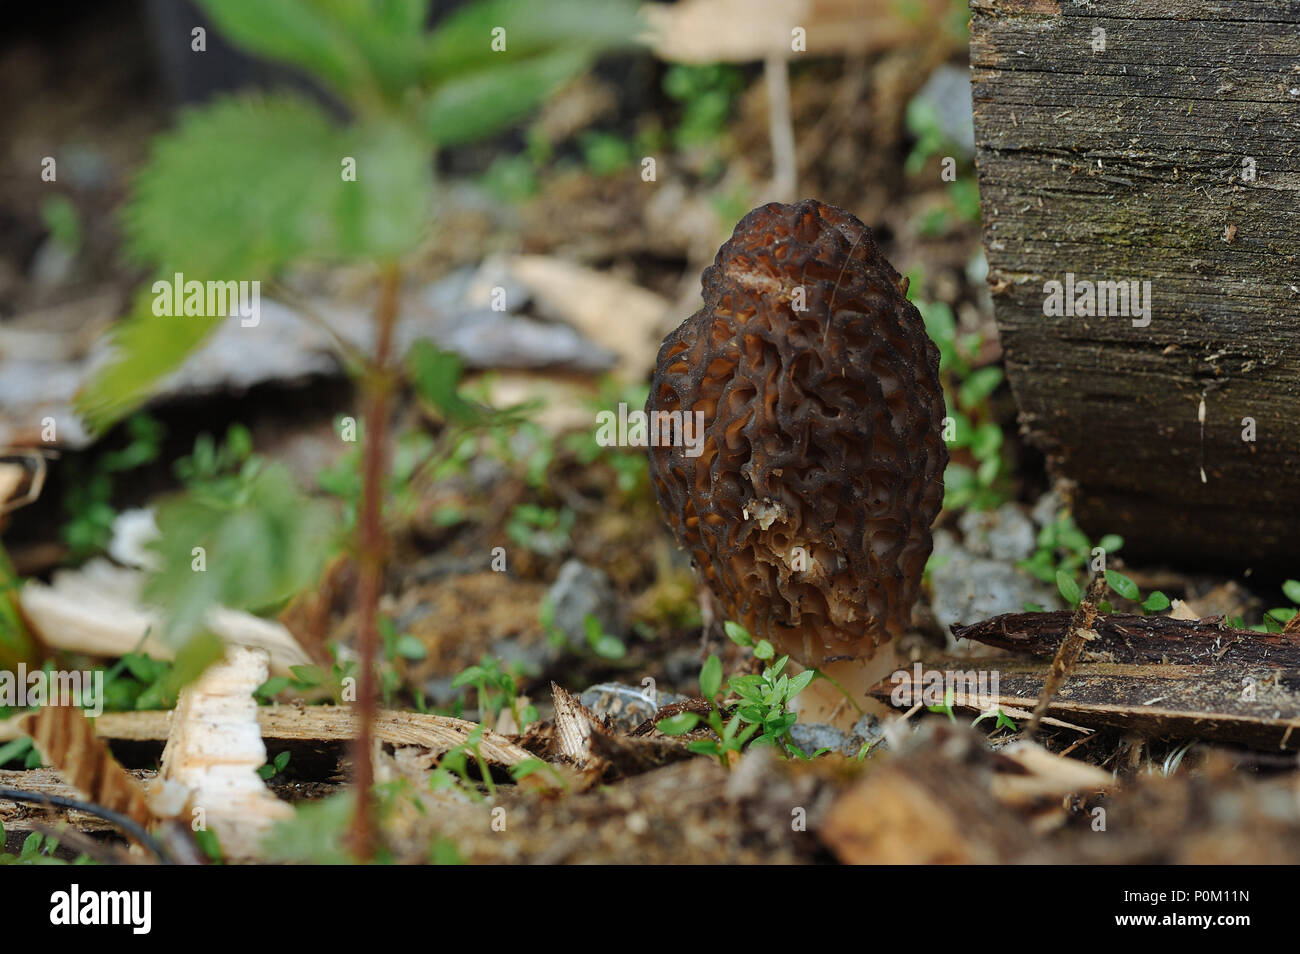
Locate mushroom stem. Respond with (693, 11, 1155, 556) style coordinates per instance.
(763, 55, 797, 203)
(790, 641, 900, 729)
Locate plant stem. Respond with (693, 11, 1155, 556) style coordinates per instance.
(348, 261, 401, 861)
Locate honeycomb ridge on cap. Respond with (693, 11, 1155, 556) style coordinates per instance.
(647, 199, 947, 666)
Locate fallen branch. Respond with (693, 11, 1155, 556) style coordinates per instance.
(953, 609, 1300, 668)
(870, 657, 1300, 750)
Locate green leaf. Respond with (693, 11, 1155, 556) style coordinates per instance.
(1142, 591, 1171, 612)
(194, 0, 375, 101)
(40, 194, 82, 254)
(406, 340, 483, 423)
(958, 366, 1002, 409)
(1097, 534, 1124, 554)
(1022, 601, 1045, 613)
(193, 828, 223, 862)
(394, 634, 427, 660)
(423, 48, 591, 147)
(290, 664, 325, 688)
(142, 463, 337, 644)
(592, 635, 626, 660)
(686, 739, 720, 756)
(75, 288, 224, 435)
(1056, 570, 1081, 607)
(127, 96, 431, 275)
(262, 792, 355, 864)
(160, 633, 226, 704)
(125, 96, 337, 275)
(1282, 579, 1300, 606)
(752, 639, 775, 661)
(1105, 569, 1139, 602)
(255, 676, 293, 699)
(787, 669, 815, 698)
(0, 737, 33, 769)
(422, 0, 641, 85)
(723, 620, 753, 647)
(699, 655, 722, 700)
(657, 713, 700, 736)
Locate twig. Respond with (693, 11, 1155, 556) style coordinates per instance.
(0, 787, 170, 862)
(265, 279, 369, 370)
(348, 262, 402, 862)
(1027, 572, 1107, 738)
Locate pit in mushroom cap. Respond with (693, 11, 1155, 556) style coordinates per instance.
(646, 199, 947, 718)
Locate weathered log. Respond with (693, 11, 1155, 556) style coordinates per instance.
(953, 610, 1300, 667)
(970, 0, 1300, 567)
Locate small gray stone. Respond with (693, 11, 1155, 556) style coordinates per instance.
(845, 713, 887, 757)
(787, 721, 848, 757)
(930, 528, 1060, 646)
(546, 559, 620, 650)
(911, 64, 975, 158)
(29, 237, 77, 288)
(1031, 489, 1066, 529)
(958, 503, 1036, 561)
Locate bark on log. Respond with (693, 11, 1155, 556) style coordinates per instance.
(970, 0, 1300, 568)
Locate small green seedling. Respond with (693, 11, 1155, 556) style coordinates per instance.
(658, 621, 815, 763)
(258, 750, 292, 781)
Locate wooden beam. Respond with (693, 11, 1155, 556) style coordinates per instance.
(971, 0, 1300, 567)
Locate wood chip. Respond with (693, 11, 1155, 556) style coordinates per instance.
(23, 705, 152, 830)
(146, 646, 292, 858)
(19, 558, 312, 676)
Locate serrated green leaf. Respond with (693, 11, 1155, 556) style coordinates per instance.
(126, 96, 432, 275)
(142, 463, 337, 645)
(75, 287, 223, 435)
(1105, 569, 1139, 601)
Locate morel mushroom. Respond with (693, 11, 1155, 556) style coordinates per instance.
(647, 199, 947, 723)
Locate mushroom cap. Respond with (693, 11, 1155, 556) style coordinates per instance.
(646, 199, 947, 667)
